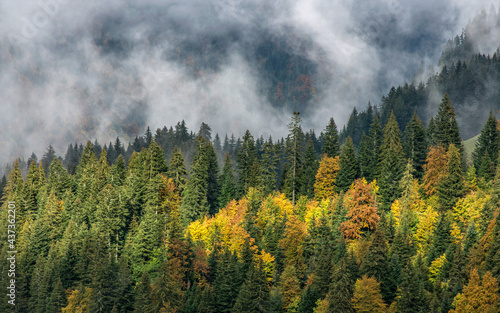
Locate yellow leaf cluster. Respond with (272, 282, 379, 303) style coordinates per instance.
(314, 155, 340, 200)
(415, 205, 439, 254)
(429, 253, 447, 283)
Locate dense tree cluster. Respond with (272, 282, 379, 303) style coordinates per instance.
(2, 92, 500, 312)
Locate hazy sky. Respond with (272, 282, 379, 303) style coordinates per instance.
(0, 0, 496, 162)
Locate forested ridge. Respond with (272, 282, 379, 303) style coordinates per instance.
(2, 92, 500, 312)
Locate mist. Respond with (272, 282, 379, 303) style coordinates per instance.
(0, 0, 495, 164)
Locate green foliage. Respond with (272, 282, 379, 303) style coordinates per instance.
(335, 137, 359, 192)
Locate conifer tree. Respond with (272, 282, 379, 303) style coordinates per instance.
(403, 112, 427, 179)
(437, 143, 465, 211)
(358, 133, 374, 181)
(321, 117, 340, 157)
(236, 130, 259, 197)
(473, 110, 500, 180)
(427, 117, 438, 147)
(361, 230, 392, 302)
(168, 146, 187, 193)
(232, 260, 270, 313)
(369, 116, 384, 177)
(300, 140, 318, 199)
(325, 259, 355, 313)
(396, 260, 429, 313)
(259, 139, 280, 195)
(335, 136, 359, 192)
(218, 153, 236, 209)
(377, 111, 405, 208)
(434, 93, 463, 153)
(284, 112, 305, 205)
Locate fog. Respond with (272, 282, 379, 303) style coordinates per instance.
(0, 0, 496, 163)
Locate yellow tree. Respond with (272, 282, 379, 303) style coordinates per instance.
(351, 275, 387, 313)
(314, 155, 340, 200)
(279, 215, 307, 274)
(450, 269, 499, 313)
(340, 178, 379, 240)
(414, 205, 439, 254)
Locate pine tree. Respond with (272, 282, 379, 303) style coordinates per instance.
(284, 112, 305, 205)
(321, 117, 340, 157)
(236, 130, 259, 197)
(335, 136, 360, 192)
(218, 153, 236, 209)
(232, 260, 270, 313)
(437, 143, 465, 212)
(168, 146, 187, 193)
(403, 112, 427, 179)
(325, 259, 355, 313)
(360, 230, 392, 302)
(473, 110, 500, 180)
(377, 111, 405, 208)
(396, 259, 429, 313)
(369, 116, 384, 178)
(259, 140, 279, 195)
(358, 133, 374, 181)
(434, 93, 463, 153)
(300, 140, 318, 199)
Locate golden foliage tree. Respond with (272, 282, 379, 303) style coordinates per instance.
(351, 275, 387, 313)
(423, 145, 448, 196)
(450, 269, 499, 313)
(314, 155, 340, 200)
(340, 178, 379, 240)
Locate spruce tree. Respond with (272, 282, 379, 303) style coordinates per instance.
(378, 111, 405, 208)
(300, 140, 318, 199)
(473, 110, 500, 180)
(434, 93, 463, 153)
(236, 130, 259, 197)
(168, 146, 187, 193)
(259, 139, 280, 195)
(437, 143, 465, 212)
(403, 112, 427, 179)
(284, 112, 305, 205)
(335, 136, 360, 192)
(358, 133, 374, 181)
(232, 260, 270, 313)
(321, 117, 340, 157)
(218, 153, 236, 209)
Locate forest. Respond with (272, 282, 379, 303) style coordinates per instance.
(1, 90, 500, 313)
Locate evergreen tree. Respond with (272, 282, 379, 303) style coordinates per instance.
(168, 146, 187, 193)
(284, 112, 305, 205)
(377, 111, 405, 208)
(335, 136, 359, 192)
(358, 133, 374, 181)
(259, 139, 280, 195)
(236, 130, 260, 197)
(434, 93, 463, 153)
(437, 143, 465, 212)
(300, 140, 318, 199)
(473, 110, 500, 180)
(403, 112, 427, 179)
(218, 153, 236, 209)
(321, 117, 340, 157)
(232, 260, 270, 313)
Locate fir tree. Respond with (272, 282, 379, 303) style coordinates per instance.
(434, 93, 463, 153)
(218, 153, 236, 209)
(168, 146, 187, 193)
(403, 112, 427, 179)
(335, 136, 360, 192)
(437, 143, 465, 212)
(473, 110, 500, 180)
(321, 117, 340, 157)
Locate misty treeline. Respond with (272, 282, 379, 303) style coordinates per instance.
(341, 7, 500, 144)
(3, 91, 500, 312)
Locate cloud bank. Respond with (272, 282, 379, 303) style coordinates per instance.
(0, 0, 495, 163)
